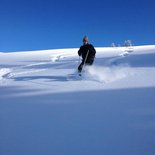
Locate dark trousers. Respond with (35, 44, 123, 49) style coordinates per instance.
(78, 59, 94, 73)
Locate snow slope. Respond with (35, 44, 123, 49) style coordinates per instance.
(0, 45, 155, 155)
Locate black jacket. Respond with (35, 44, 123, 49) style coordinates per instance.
(78, 43, 96, 64)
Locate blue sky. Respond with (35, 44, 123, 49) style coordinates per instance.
(0, 0, 155, 52)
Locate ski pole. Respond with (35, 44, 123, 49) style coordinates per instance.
(83, 50, 89, 69)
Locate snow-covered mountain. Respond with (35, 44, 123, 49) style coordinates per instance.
(0, 45, 155, 155)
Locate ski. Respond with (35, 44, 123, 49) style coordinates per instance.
(67, 72, 82, 80)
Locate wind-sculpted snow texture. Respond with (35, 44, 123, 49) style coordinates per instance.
(0, 45, 155, 155)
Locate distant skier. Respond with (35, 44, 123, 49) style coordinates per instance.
(78, 36, 96, 73)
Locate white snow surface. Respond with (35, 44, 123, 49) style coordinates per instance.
(0, 45, 155, 155)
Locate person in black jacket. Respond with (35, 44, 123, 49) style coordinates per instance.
(78, 36, 96, 73)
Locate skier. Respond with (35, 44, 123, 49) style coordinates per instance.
(78, 36, 96, 73)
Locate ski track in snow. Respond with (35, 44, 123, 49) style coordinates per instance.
(0, 62, 51, 80)
(0, 47, 134, 84)
(50, 53, 76, 62)
(0, 68, 12, 80)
